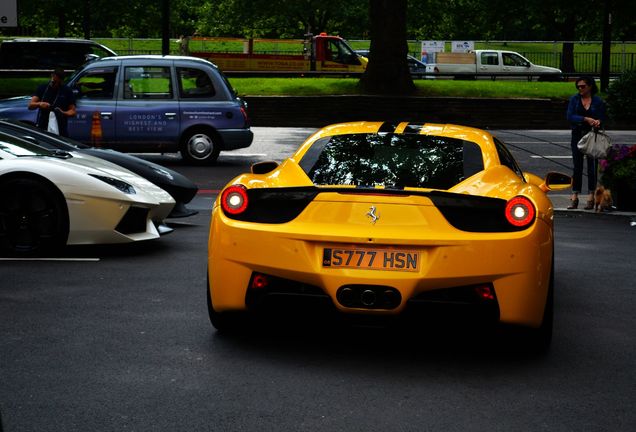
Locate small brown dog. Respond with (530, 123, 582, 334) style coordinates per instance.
(594, 186, 613, 212)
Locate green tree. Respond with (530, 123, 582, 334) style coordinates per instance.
(193, 0, 366, 38)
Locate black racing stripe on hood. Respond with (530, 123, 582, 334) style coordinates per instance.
(378, 122, 398, 133)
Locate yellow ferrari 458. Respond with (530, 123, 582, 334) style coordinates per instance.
(207, 122, 571, 350)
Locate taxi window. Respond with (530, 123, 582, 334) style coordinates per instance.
(299, 133, 484, 190)
(123, 66, 173, 99)
(177, 67, 216, 98)
(75, 67, 118, 99)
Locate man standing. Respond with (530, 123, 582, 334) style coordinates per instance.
(28, 67, 76, 137)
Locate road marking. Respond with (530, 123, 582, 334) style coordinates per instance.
(530, 155, 572, 159)
(0, 258, 100, 262)
(506, 141, 570, 144)
(223, 153, 268, 157)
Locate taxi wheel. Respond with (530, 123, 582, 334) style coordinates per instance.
(0, 177, 69, 256)
(181, 130, 221, 166)
(206, 274, 248, 333)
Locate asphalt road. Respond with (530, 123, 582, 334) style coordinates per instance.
(1, 128, 635, 431)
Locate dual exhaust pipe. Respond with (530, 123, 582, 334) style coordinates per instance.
(337, 285, 401, 310)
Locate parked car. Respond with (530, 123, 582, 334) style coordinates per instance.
(0, 38, 116, 71)
(426, 50, 562, 80)
(0, 55, 254, 165)
(0, 131, 175, 256)
(206, 121, 571, 352)
(354, 49, 428, 78)
(0, 119, 199, 218)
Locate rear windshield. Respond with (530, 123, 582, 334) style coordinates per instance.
(299, 133, 484, 190)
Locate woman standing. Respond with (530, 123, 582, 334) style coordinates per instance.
(566, 76, 607, 209)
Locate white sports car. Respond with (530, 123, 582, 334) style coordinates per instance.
(0, 131, 175, 255)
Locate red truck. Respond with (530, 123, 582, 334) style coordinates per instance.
(189, 33, 367, 73)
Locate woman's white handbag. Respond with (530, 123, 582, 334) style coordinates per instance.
(577, 129, 611, 159)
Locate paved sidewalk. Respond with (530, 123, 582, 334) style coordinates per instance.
(549, 193, 636, 221)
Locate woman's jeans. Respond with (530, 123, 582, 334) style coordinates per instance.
(571, 127, 598, 193)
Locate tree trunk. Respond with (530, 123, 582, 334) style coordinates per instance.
(560, 13, 577, 73)
(360, 0, 414, 95)
(57, 10, 66, 37)
(83, 0, 91, 39)
(562, 42, 575, 73)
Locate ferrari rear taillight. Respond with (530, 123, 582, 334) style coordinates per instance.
(221, 184, 248, 215)
(505, 196, 535, 228)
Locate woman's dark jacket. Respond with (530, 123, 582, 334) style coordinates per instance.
(566, 94, 607, 130)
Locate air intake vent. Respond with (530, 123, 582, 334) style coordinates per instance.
(115, 207, 148, 234)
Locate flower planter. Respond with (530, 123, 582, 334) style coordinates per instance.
(601, 145, 636, 210)
(611, 182, 636, 211)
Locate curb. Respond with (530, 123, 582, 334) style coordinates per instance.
(554, 208, 636, 221)
(550, 193, 636, 220)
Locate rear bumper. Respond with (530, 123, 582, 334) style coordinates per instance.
(218, 128, 254, 150)
(208, 211, 553, 328)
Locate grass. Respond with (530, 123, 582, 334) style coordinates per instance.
(227, 77, 577, 99)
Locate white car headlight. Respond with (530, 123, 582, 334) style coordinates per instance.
(90, 174, 136, 194)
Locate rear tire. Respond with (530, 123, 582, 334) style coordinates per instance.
(0, 177, 69, 256)
(506, 258, 554, 354)
(206, 273, 248, 333)
(180, 129, 221, 166)
(527, 260, 554, 352)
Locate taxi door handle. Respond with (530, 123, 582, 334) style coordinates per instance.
(100, 112, 112, 120)
(165, 112, 177, 119)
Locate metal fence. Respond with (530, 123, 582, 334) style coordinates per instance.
(521, 51, 636, 74)
(92, 38, 636, 74)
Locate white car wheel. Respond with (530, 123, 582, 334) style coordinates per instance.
(0, 177, 69, 256)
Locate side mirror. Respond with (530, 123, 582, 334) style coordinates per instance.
(541, 172, 571, 192)
(251, 160, 279, 174)
(84, 53, 100, 64)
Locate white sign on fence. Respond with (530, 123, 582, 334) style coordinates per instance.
(0, 0, 17, 27)
(451, 41, 474, 52)
(420, 41, 445, 64)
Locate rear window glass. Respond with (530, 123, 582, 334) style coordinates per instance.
(177, 67, 216, 98)
(481, 52, 499, 66)
(299, 133, 484, 190)
(124, 66, 173, 99)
